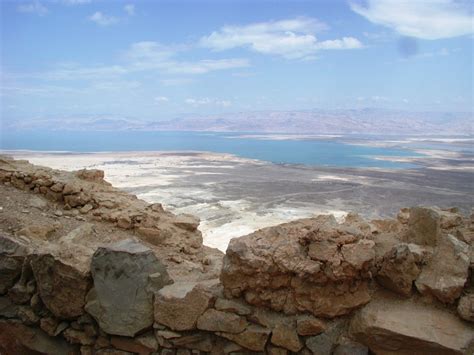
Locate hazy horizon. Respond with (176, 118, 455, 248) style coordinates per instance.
(1, 0, 473, 124)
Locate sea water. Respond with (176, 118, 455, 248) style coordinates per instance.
(1, 130, 420, 168)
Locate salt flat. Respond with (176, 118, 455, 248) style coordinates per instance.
(4, 150, 473, 251)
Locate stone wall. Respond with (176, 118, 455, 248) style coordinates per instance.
(0, 157, 473, 354)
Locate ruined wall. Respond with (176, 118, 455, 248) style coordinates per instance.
(0, 157, 473, 355)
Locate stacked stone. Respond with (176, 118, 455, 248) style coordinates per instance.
(0, 157, 203, 253)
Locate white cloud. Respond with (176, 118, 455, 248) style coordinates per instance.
(154, 96, 169, 102)
(18, 1, 49, 16)
(185, 97, 231, 107)
(200, 17, 362, 59)
(60, 0, 92, 4)
(350, 0, 474, 40)
(88, 11, 119, 26)
(125, 41, 249, 74)
(124, 4, 135, 16)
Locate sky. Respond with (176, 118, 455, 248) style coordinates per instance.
(1, 0, 473, 121)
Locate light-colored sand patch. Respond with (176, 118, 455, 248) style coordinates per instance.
(313, 175, 350, 182)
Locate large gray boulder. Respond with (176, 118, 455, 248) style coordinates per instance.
(85, 239, 171, 336)
(0, 235, 29, 294)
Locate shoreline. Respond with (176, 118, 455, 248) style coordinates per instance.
(2, 149, 473, 251)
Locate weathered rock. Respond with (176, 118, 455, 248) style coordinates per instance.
(305, 322, 345, 355)
(75, 169, 106, 182)
(350, 297, 474, 354)
(16, 223, 57, 239)
(0, 234, 28, 294)
(270, 322, 303, 352)
(333, 338, 368, 355)
(63, 328, 95, 345)
(0, 319, 79, 354)
(217, 324, 271, 352)
(154, 281, 213, 331)
(31, 253, 91, 319)
(407, 207, 441, 246)
(169, 332, 214, 352)
(85, 239, 171, 337)
(221, 216, 373, 318)
(111, 334, 157, 354)
(197, 308, 248, 333)
(376, 244, 421, 296)
(415, 234, 469, 303)
(0, 296, 18, 318)
(214, 297, 252, 315)
(296, 315, 326, 336)
(457, 293, 474, 322)
(173, 214, 200, 232)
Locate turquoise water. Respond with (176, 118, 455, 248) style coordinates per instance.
(1, 131, 420, 168)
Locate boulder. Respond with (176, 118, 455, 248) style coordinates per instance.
(415, 234, 469, 303)
(174, 214, 200, 232)
(85, 239, 171, 336)
(197, 308, 247, 333)
(407, 207, 441, 246)
(154, 281, 213, 331)
(350, 297, 474, 354)
(31, 253, 91, 319)
(457, 293, 474, 322)
(376, 244, 421, 296)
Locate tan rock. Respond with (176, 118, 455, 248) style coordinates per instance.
(31, 253, 91, 319)
(457, 293, 474, 322)
(63, 328, 95, 345)
(217, 324, 271, 352)
(111, 334, 157, 355)
(270, 322, 303, 352)
(214, 297, 252, 315)
(376, 244, 421, 296)
(197, 308, 247, 333)
(415, 234, 469, 303)
(75, 169, 106, 182)
(221, 216, 373, 318)
(350, 297, 474, 354)
(154, 281, 213, 331)
(296, 315, 326, 336)
(407, 207, 441, 246)
(174, 214, 200, 231)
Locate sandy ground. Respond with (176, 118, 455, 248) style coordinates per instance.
(3, 147, 473, 251)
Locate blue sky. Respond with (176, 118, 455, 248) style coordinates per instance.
(1, 0, 473, 121)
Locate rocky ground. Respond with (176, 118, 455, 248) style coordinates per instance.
(0, 156, 473, 355)
(4, 150, 473, 252)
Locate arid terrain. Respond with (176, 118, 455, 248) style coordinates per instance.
(4, 146, 473, 251)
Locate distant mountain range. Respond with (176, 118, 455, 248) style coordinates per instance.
(5, 109, 473, 135)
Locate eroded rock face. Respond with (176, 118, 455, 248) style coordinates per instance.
(31, 253, 91, 319)
(350, 297, 474, 355)
(415, 234, 469, 304)
(221, 215, 374, 318)
(85, 239, 171, 336)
